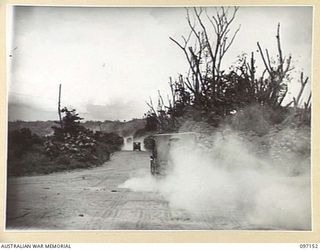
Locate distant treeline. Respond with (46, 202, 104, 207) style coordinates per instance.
(8, 118, 146, 137)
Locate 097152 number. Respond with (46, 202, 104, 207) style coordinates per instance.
(300, 244, 319, 248)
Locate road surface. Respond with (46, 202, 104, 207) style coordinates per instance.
(6, 151, 255, 230)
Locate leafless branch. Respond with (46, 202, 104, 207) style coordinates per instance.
(257, 42, 271, 75)
(294, 72, 309, 107)
(276, 23, 284, 70)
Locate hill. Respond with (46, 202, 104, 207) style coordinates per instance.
(8, 119, 146, 137)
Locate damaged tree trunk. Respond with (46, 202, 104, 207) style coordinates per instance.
(58, 84, 63, 129)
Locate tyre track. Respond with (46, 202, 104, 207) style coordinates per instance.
(7, 151, 246, 230)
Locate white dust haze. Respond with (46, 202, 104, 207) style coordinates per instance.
(120, 128, 311, 230)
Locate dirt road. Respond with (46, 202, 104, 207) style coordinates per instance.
(7, 151, 250, 230)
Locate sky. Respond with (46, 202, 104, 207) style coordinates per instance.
(7, 6, 313, 121)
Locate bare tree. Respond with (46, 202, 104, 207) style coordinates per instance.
(293, 72, 309, 108)
(256, 23, 294, 107)
(169, 7, 240, 106)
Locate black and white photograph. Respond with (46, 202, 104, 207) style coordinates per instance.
(6, 5, 312, 231)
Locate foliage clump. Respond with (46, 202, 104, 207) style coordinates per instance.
(7, 107, 123, 176)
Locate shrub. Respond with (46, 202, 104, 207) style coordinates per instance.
(8, 150, 50, 176)
(56, 154, 71, 165)
(94, 131, 124, 152)
(8, 128, 43, 161)
(7, 108, 124, 176)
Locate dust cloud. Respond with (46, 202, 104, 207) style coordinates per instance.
(120, 128, 311, 230)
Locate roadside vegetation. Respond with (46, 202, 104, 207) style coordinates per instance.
(143, 7, 311, 173)
(7, 108, 123, 176)
(145, 7, 311, 133)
